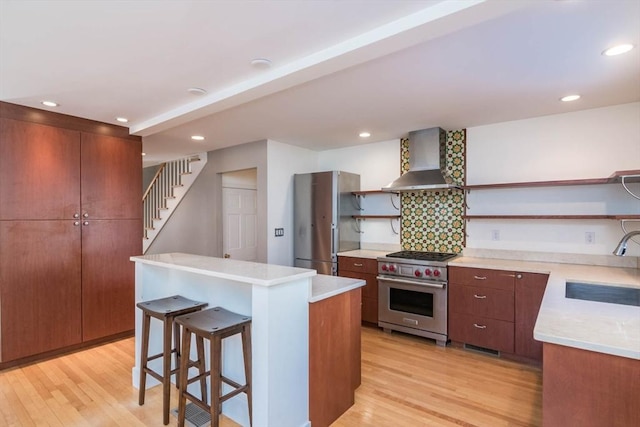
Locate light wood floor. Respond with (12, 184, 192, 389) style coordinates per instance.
(0, 326, 541, 427)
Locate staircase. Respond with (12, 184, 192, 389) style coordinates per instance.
(142, 153, 207, 253)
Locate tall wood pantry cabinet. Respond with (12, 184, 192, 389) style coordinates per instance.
(0, 102, 142, 365)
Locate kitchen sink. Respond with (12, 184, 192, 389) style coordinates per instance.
(565, 281, 640, 307)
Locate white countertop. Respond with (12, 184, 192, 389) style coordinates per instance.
(450, 257, 640, 359)
(131, 252, 364, 303)
(338, 249, 390, 259)
(310, 274, 366, 303)
(130, 252, 316, 287)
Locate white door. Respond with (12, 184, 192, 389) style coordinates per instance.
(222, 187, 257, 261)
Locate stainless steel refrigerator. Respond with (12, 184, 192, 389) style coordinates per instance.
(294, 171, 360, 275)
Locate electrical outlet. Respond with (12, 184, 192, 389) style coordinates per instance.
(275, 228, 284, 237)
(585, 231, 595, 244)
(491, 229, 500, 241)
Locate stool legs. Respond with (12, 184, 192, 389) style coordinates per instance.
(210, 335, 222, 427)
(178, 324, 252, 427)
(242, 324, 252, 425)
(161, 313, 172, 425)
(138, 312, 151, 406)
(137, 295, 208, 425)
(178, 326, 191, 427)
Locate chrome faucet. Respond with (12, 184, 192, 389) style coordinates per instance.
(613, 230, 640, 256)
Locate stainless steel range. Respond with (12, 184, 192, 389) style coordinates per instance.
(377, 250, 458, 346)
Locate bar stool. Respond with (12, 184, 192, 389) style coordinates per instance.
(176, 306, 252, 427)
(137, 295, 208, 425)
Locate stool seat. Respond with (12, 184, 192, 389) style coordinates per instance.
(176, 307, 252, 427)
(177, 306, 251, 336)
(137, 295, 208, 317)
(137, 295, 208, 425)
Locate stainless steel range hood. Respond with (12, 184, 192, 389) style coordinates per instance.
(382, 127, 459, 192)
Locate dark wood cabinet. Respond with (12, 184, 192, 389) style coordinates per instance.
(338, 256, 379, 324)
(0, 221, 82, 361)
(81, 219, 141, 341)
(309, 288, 361, 427)
(81, 132, 142, 220)
(0, 118, 80, 220)
(543, 343, 639, 426)
(449, 266, 548, 361)
(449, 267, 515, 353)
(0, 102, 142, 365)
(515, 272, 548, 360)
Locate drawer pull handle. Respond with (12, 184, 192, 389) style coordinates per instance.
(473, 276, 487, 280)
(473, 294, 487, 299)
(473, 323, 487, 329)
(403, 318, 418, 326)
(353, 263, 363, 267)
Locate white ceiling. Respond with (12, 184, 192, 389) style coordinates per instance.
(1, 0, 639, 166)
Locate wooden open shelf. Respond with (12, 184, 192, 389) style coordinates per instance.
(463, 170, 640, 190)
(352, 190, 398, 196)
(353, 215, 400, 220)
(464, 214, 640, 220)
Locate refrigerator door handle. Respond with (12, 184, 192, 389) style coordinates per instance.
(331, 224, 337, 258)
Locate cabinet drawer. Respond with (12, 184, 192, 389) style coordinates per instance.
(338, 256, 377, 274)
(449, 313, 514, 353)
(449, 283, 514, 321)
(449, 266, 515, 291)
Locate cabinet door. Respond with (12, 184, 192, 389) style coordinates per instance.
(338, 258, 379, 324)
(0, 221, 82, 362)
(81, 219, 142, 341)
(449, 266, 515, 291)
(0, 118, 80, 220)
(81, 133, 142, 220)
(515, 273, 549, 360)
(449, 313, 514, 353)
(449, 283, 514, 321)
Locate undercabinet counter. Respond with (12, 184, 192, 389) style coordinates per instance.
(450, 257, 640, 359)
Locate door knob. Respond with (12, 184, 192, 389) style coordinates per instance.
(83, 213, 89, 218)
(83, 221, 89, 226)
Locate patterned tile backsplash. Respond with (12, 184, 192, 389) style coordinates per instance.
(400, 129, 466, 253)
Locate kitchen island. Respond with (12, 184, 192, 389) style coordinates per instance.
(130, 253, 365, 427)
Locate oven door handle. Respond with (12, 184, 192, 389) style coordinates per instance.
(377, 276, 446, 289)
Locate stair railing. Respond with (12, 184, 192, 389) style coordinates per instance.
(142, 156, 197, 239)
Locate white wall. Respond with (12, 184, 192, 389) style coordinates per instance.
(466, 102, 640, 257)
(266, 140, 318, 266)
(318, 139, 401, 248)
(148, 141, 269, 261)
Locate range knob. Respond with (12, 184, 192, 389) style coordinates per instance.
(433, 269, 441, 277)
(414, 269, 422, 277)
(424, 268, 432, 276)
(381, 264, 389, 272)
(389, 264, 397, 273)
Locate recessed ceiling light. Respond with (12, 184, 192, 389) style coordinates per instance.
(191, 135, 205, 141)
(560, 94, 580, 102)
(359, 132, 371, 138)
(187, 87, 207, 96)
(602, 43, 634, 56)
(116, 117, 129, 123)
(251, 58, 272, 68)
(141, 152, 146, 156)
(41, 101, 58, 107)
